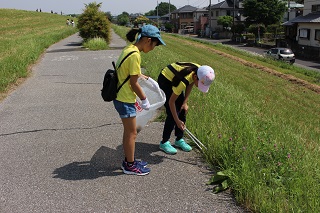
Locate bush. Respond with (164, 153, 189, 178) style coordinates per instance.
(133, 15, 152, 26)
(241, 33, 255, 39)
(77, 2, 110, 43)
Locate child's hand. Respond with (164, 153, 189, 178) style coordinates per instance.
(176, 120, 185, 130)
(141, 98, 150, 110)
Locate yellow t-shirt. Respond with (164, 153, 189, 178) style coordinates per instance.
(161, 62, 200, 95)
(115, 44, 141, 103)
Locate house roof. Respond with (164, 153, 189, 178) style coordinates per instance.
(282, 16, 299, 26)
(171, 5, 197, 13)
(291, 12, 320, 23)
(211, 1, 229, 9)
(209, 0, 241, 9)
(162, 13, 170, 18)
(145, 16, 160, 19)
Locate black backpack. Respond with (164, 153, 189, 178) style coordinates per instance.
(101, 51, 136, 102)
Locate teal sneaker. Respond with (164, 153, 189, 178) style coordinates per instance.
(174, 139, 192, 152)
(160, 141, 177, 154)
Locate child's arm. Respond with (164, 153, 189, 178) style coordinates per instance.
(169, 93, 185, 130)
(181, 82, 194, 113)
(130, 75, 146, 100)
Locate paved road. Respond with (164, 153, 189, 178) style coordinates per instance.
(225, 42, 320, 72)
(0, 32, 244, 212)
(187, 35, 320, 72)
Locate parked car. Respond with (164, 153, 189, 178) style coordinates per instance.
(184, 26, 194, 34)
(264, 48, 295, 64)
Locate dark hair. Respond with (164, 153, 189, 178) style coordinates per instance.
(126, 28, 142, 42)
(172, 62, 198, 87)
(126, 28, 160, 45)
(150, 37, 160, 46)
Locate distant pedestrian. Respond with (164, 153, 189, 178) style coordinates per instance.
(113, 24, 165, 175)
(66, 19, 70, 26)
(71, 20, 75, 27)
(157, 62, 215, 154)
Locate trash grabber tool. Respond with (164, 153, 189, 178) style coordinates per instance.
(185, 128, 207, 151)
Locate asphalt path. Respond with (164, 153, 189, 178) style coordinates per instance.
(225, 42, 320, 72)
(0, 32, 244, 212)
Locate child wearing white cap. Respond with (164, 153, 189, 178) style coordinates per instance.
(113, 25, 165, 175)
(157, 62, 215, 154)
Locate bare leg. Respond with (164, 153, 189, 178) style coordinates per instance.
(121, 117, 137, 162)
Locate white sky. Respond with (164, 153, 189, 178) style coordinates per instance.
(0, 0, 220, 16)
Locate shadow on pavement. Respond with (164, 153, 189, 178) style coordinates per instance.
(65, 41, 82, 47)
(52, 142, 165, 180)
(46, 48, 85, 53)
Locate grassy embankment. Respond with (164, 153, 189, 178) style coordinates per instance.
(2, 11, 319, 211)
(0, 9, 78, 100)
(114, 25, 320, 213)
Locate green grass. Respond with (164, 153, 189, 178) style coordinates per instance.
(0, 9, 78, 94)
(113, 25, 320, 212)
(83, 37, 108, 50)
(179, 35, 320, 86)
(2, 15, 320, 211)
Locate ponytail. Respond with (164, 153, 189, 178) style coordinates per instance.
(126, 28, 142, 42)
(172, 63, 198, 87)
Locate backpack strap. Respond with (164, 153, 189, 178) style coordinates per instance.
(115, 51, 137, 92)
(167, 64, 190, 87)
(117, 51, 137, 70)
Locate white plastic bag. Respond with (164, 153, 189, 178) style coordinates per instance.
(135, 76, 166, 132)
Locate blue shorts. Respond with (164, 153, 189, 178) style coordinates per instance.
(113, 99, 136, 118)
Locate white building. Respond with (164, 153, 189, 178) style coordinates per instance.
(283, 0, 320, 59)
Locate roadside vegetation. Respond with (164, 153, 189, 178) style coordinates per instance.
(1, 8, 319, 211)
(0, 9, 77, 99)
(77, 2, 110, 50)
(113, 24, 320, 213)
(181, 35, 320, 88)
(83, 37, 108, 50)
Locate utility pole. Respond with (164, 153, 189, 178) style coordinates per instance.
(233, 0, 235, 36)
(157, 0, 159, 27)
(287, 0, 290, 22)
(209, 0, 211, 37)
(169, 0, 171, 21)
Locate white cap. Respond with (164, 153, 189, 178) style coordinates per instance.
(197, 65, 215, 93)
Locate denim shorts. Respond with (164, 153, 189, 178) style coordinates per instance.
(113, 99, 136, 118)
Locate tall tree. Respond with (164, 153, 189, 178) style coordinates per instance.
(156, 2, 177, 16)
(145, 2, 177, 16)
(105, 12, 112, 21)
(117, 12, 130, 26)
(243, 0, 287, 26)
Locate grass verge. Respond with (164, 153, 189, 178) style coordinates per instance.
(0, 9, 78, 100)
(113, 24, 320, 212)
(83, 37, 108, 50)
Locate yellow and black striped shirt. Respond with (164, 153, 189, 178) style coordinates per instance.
(161, 62, 200, 95)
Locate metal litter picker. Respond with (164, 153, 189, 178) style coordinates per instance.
(185, 128, 207, 151)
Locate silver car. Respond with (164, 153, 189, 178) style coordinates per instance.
(265, 48, 295, 64)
